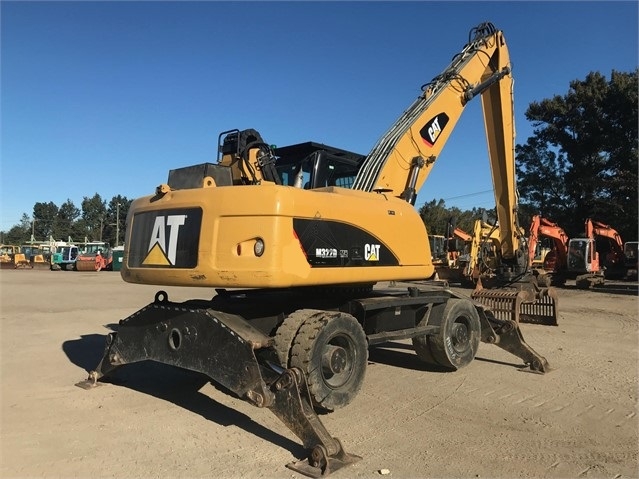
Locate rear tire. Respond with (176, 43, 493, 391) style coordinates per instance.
(290, 311, 368, 412)
(413, 298, 480, 370)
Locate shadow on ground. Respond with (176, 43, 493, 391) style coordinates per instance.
(368, 340, 525, 372)
(62, 333, 306, 460)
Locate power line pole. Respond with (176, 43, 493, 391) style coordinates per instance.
(116, 203, 120, 247)
(31, 217, 38, 242)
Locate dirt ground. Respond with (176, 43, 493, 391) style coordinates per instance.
(1, 269, 637, 479)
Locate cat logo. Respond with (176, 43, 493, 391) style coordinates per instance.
(419, 113, 450, 147)
(365, 243, 380, 261)
(143, 215, 187, 266)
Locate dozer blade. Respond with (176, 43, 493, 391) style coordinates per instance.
(471, 278, 558, 326)
(75, 291, 360, 477)
(30, 262, 51, 270)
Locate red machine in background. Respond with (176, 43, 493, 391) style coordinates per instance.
(75, 241, 113, 272)
(567, 218, 626, 288)
(527, 215, 570, 286)
(589, 220, 626, 278)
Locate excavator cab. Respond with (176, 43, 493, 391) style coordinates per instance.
(567, 237, 605, 288)
(215, 130, 365, 190)
(531, 239, 552, 268)
(568, 238, 598, 274)
(272, 142, 365, 190)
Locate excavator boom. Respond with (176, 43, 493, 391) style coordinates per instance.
(353, 22, 520, 260)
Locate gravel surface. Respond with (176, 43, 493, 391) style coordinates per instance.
(1, 269, 637, 478)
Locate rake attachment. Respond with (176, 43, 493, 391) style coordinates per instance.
(471, 277, 559, 326)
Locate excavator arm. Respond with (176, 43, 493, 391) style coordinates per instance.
(588, 218, 626, 277)
(350, 21, 557, 324)
(453, 227, 472, 243)
(526, 215, 570, 287)
(353, 22, 522, 263)
(590, 219, 624, 259)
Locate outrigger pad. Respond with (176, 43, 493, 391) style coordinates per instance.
(286, 440, 362, 478)
(75, 292, 363, 477)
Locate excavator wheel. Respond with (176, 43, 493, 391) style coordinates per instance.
(273, 309, 324, 368)
(289, 311, 368, 412)
(413, 298, 481, 370)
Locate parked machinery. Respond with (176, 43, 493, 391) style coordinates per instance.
(431, 224, 473, 282)
(78, 22, 554, 476)
(568, 218, 626, 288)
(428, 234, 448, 266)
(624, 241, 638, 280)
(590, 220, 626, 279)
(51, 244, 80, 271)
(19, 244, 51, 270)
(0, 244, 30, 269)
(527, 215, 570, 286)
(75, 241, 113, 271)
(456, 219, 500, 284)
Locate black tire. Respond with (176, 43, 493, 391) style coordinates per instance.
(412, 298, 480, 370)
(411, 308, 438, 365)
(290, 311, 368, 412)
(273, 309, 324, 368)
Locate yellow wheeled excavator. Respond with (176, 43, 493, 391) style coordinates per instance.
(456, 217, 558, 325)
(78, 22, 555, 477)
(458, 218, 502, 284)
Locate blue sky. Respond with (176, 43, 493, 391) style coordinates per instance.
(1, 1, 637, 232)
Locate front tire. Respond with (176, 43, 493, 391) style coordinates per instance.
(273, 309, 324, 368)
(413, 298, 480, 370)
(290, 311, 368, 412)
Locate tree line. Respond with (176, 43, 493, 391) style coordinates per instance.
(2, 69, 637, 247)
(1, 194, 132, 247)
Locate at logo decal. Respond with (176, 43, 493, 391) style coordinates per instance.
(144, 215, 187, 266)
(129, 208, 202, 268)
